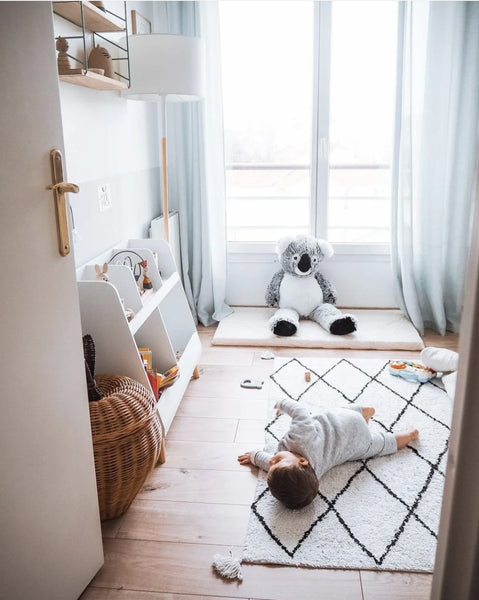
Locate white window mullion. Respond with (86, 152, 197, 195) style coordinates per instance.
(311, 0, 331, 239)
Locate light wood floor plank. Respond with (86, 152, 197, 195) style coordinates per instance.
(137, 467, 258, 505)
(116, 499, 250, 545)
(198, 344, 256, 367)
(162, 440, 256, 471)
(81, 588, 242, 599)
(184, 364, 271, 400)
(100, 515, 124, 539)
(167, 416, 239, 443)
(235, 419, 269, 444)
(177, 395, 268, 420)
(90, 538, 363, 600)
(360, 570, 433, 600)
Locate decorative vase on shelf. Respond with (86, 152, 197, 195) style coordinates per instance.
(88, 45, 114, 78)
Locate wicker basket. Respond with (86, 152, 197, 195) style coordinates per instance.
(89, 374, 163, 520)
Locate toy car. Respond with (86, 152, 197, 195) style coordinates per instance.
(389, 360, 436, 383)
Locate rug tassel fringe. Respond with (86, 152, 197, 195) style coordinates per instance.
(212, 549, 243, 581)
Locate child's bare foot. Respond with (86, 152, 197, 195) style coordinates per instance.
(395, 428, 419, 450)
(361, 407, 375, 422)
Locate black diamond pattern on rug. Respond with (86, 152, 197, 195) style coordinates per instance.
(252, 357, 451, 567)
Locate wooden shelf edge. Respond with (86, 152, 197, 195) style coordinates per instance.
(59, 70, 128, 90)
(158, 332, 202, 434)
(53, 1, 125, 32)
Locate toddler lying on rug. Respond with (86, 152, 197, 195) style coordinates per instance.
(238, 399, 418, 509)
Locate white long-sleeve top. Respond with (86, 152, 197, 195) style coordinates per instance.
(252, 398, 397, 477)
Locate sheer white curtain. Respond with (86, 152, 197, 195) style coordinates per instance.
(391, 1, 479, 335)
(154, 1, 232, 326)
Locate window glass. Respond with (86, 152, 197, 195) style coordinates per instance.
(220, 1, 313, 242)
(328, 1, 398, 243)
(220, 1, 398, 246)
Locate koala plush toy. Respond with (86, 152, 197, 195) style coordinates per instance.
(266, 234, 357, 336)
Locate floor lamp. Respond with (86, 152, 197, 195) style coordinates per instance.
(124, 34, 204, 241)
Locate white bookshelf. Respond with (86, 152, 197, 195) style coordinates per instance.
(77, 239, 201, 436)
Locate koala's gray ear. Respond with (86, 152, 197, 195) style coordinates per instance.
(277, 235, 295, 255)
(317, 239, 334, 259)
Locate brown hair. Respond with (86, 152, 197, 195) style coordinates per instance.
(267, 462, 319, 509)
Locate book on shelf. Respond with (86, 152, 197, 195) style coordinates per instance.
(138, 347, 152, 370)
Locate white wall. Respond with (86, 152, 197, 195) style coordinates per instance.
(54, 2, 161, 266)
(226, 249, 396, 308)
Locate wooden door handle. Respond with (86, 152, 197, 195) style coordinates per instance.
(47, 150, 79, 256)
(47, 182, 79, 194)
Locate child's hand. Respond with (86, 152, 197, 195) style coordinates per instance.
(237, 452, 254, 466)
(274, 402, 282, 417)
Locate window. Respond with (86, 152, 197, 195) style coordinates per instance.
(220, 1, 398, 247)
(326, 1, 398, 244)
(220, 1, 313, 243)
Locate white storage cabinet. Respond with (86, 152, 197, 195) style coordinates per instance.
(77, 239, 201, 435)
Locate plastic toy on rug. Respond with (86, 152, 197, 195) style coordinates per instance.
(389, 360, 436, 383)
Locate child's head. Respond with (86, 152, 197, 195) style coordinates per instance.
(267, 451, 319, 509)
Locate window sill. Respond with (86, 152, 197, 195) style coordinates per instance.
(227, 241, 391, 262)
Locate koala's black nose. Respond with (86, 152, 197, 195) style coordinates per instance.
(298, 253, 311, 273)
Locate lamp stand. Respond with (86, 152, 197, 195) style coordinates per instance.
(160, 98, 169, 242)
(161, 136, 169, 242)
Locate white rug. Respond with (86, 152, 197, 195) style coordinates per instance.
(212, 308, 424, 350)
(241, 357, 451, 571)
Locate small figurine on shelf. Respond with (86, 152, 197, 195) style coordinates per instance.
(95, 263, 109, 281)
(140, 260, 153, 290)
(56, 37, 72, 75)
(88, 45, 114, 78)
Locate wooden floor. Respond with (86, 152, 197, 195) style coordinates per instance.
(81, 325, 459, 600)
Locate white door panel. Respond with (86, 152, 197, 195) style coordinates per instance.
(0, 3, 103, 599)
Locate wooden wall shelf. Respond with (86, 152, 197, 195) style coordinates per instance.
(59, 69, 128, 90)
(53, 1, 129, 90)
(53, 1, 125, 32)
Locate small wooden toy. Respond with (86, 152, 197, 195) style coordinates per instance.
(56, 37, 72, 75)
(305, 371, 311, 382)
(88, 45, 114, 78)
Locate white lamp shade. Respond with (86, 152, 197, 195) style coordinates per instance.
(124, 34, 205, 101)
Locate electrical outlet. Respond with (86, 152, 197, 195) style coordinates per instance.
(98, 183, 112, 212)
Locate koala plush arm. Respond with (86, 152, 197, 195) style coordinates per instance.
(265, 270, 285, 307)
(315, 272, 338, 305)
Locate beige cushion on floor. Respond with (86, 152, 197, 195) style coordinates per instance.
(212, 307, 424, 350)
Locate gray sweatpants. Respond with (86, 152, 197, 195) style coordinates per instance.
(347, 405, 397, 459)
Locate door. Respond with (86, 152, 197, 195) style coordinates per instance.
(431, 168, 479, 598)
(0, 4, 103, 599)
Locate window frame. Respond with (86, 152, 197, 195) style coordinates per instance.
(225, 1, 394, 257)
